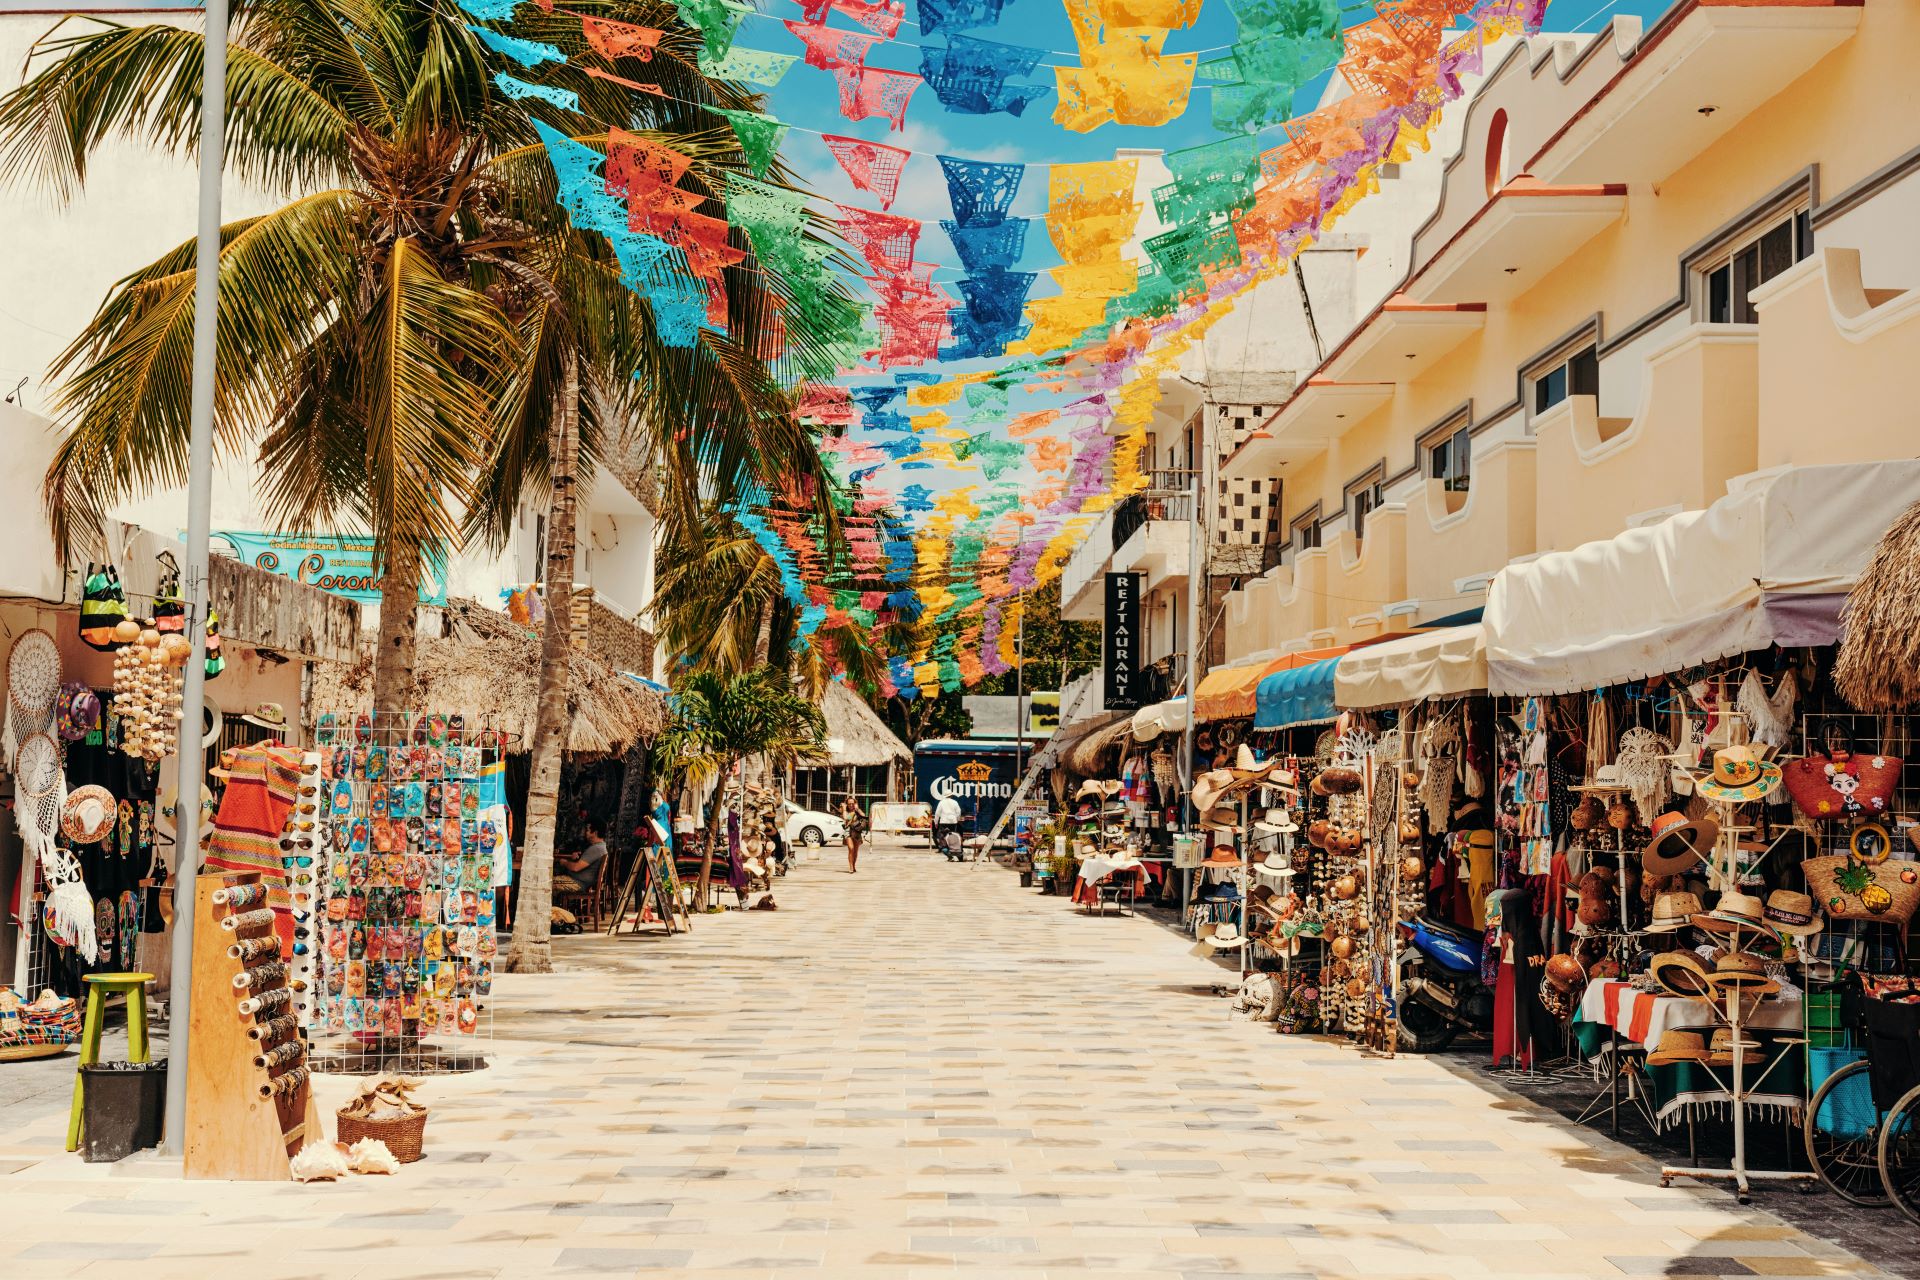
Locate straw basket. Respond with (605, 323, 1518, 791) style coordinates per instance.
(335, 1107, 428, 1163)
(1803, 854, 1920, 926)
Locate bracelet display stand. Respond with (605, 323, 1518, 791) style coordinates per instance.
(184, 872, 319, 1180)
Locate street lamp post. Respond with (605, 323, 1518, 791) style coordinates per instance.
(159, 0, 228, 1160)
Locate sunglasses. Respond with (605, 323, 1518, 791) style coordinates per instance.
(279, 837, 314, 851)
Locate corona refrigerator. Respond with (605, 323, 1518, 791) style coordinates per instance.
(911, 740, 1032, 842)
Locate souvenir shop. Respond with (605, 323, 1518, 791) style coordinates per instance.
(1, 539, 339, 1063)
(1193, 470, 1920, 1212)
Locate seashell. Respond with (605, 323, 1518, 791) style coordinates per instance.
(345, 1137, 401, 1175)
(290, 1141, 349, 1182)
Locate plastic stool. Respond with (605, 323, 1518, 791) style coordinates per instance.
(66, 973, 153, 1152)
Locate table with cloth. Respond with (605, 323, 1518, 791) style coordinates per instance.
(1072, 854, 1149, 908)
(1575, 978, 1806, 1132)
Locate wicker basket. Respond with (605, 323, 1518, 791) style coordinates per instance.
(335, 1107, 428, 1163)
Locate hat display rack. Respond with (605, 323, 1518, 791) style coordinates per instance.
(1657, 708, 1820, 1203)
(303, 709, 504, 1079)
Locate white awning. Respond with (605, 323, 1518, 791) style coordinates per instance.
(1131, 696, 1188, 742)
(1334, 625, 1486, 710)
(1486, 461, 1920, 695)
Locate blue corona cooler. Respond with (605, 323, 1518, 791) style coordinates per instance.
(912, 740, 1031, 844)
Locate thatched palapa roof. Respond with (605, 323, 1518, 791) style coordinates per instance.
(309, 600, 666, 755)
(819, 681, 911, 767)
(1836, 498, 1920, 712)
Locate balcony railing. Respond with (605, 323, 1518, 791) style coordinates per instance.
(1112, 483, 1197, 555)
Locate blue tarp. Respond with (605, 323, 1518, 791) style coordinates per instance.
(1253, 656, 1342, 731)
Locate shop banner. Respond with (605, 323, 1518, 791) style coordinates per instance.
(215, 531, 450, 605)
(1103, 570, 1142, 711)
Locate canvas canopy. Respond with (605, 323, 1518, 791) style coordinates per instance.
(1254, 656, 1342, 730)
(1334, 625, 1487, 710)
(1130, 696, 1188, 742)
(1193, 659, 1277, 722)
(1485, 461, 1920, 696)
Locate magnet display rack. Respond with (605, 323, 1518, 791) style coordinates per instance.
(183, 871, 318, 1180)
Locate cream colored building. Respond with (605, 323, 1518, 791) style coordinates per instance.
(1220, 0, 1912, 667)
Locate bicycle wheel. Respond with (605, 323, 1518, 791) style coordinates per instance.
(1805, 1059, 1889, 1206)
(1878, 1082, 1920, 1224)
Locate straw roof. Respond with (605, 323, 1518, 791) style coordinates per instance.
(308, 600, 666, 755)
(819, 681, 911, 766)
(1836, 498, 1920, 712)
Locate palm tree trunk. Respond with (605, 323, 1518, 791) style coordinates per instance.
(696, 757, 733, 906)
(372, 539, 422, 726)
(506, 349, 581, 975)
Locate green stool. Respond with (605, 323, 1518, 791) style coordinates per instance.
(66, 972, 153, 1152)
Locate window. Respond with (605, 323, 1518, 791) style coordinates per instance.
(1349, 480, 1384, 542)
(1532, 344, 1597, 415)
(1291, 515, 1321, 554)
(1699, 205, 1812, 324)
(1429, 424, 1472, 493)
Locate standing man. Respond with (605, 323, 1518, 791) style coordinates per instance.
(933, 791, 964, 859)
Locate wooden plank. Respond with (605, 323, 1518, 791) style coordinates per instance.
(183, 874, 315, 1181)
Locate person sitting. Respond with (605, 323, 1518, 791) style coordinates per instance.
(555, 822, 609, 893)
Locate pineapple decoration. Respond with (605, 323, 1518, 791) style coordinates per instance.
(112, 618, 191, 761)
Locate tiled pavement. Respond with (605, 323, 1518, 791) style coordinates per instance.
(0, 839, 1892, 1279)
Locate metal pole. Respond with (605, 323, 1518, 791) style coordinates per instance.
(160, 0, 228, 1160)
(1177, 426, 1202, 797)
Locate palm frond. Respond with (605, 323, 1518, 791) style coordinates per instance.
(0, 18, 354, 200)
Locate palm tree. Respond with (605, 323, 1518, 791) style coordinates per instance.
(655, 665, 827, 904)
(0, 0, 857, 723)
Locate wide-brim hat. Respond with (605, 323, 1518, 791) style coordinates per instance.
(1074, 780, 1104, 801)
(1258, 850, 1296, 875)
(1645, 891, 1705, 934)
(201, 698, 224, 749)
(61, 784, 116, 844)
(240, 701, 288, 732)
(1691, 891, 1781, 946)
(1643, 811, 1719, 876)
(1101, 779, 1124, 797)
(1647, 1029, 1708, 1066)
(1649, 951, 1712, 999)
(1200, 844, 1241, 866)
(1190, 768, 1236, 816)
(1694, 744, 1783, 803)
(1762, 889, 1823, 937)
(1705, 1027, 1761, 1066)
(1706, 951, 1780, 996)
(1202, 922, 1245, 950)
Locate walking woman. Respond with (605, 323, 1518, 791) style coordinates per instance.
(840, 796, 869, 874)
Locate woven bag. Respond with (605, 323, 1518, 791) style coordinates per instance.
(1784, 753, 1902, 821)
(1803, 853, 1920, 925)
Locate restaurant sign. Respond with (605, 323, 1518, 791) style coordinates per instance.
(1103, 571, 1142, 711)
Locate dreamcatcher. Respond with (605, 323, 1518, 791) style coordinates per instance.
(15, 731, 96, 962)
(1418, 712, 1460, 833)
(5, 628, 61, 766)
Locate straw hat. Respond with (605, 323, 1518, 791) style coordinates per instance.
(1691, 891, 1782, 946)
(1706, 951, 1780, 996)
(1693, 744, 1782, 804)
(1074, 779, 1104, 801)
(1645, 891, 1705, 934)
(1642, 811, 1719, 876)
(1568, 764, 1627, 792)
(1190, 768, 1235, 817)
(1704, 1027, 1762, 1066)
(1101, 779, 1124, 798)
(1647, 1029, 1708, 1066)
(1762, 889, 1823, 938)
(1649, 951, 1712, 998)
(1259, 848, 1297, 875)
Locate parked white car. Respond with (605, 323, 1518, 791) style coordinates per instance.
(782, 801, 846, 847)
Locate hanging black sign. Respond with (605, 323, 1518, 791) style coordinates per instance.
(1103, 571, 1143, 711)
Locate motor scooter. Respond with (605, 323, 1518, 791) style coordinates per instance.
(1395, 917, 1495, 1052)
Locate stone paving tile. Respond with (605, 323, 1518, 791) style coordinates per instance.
(0, 840, 1894, 1279)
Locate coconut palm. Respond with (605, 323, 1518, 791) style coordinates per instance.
(0, 0, 857, 724)
(655, 665, 827, 903)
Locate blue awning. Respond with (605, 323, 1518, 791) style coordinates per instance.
(1254, 656, 1342, 731)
